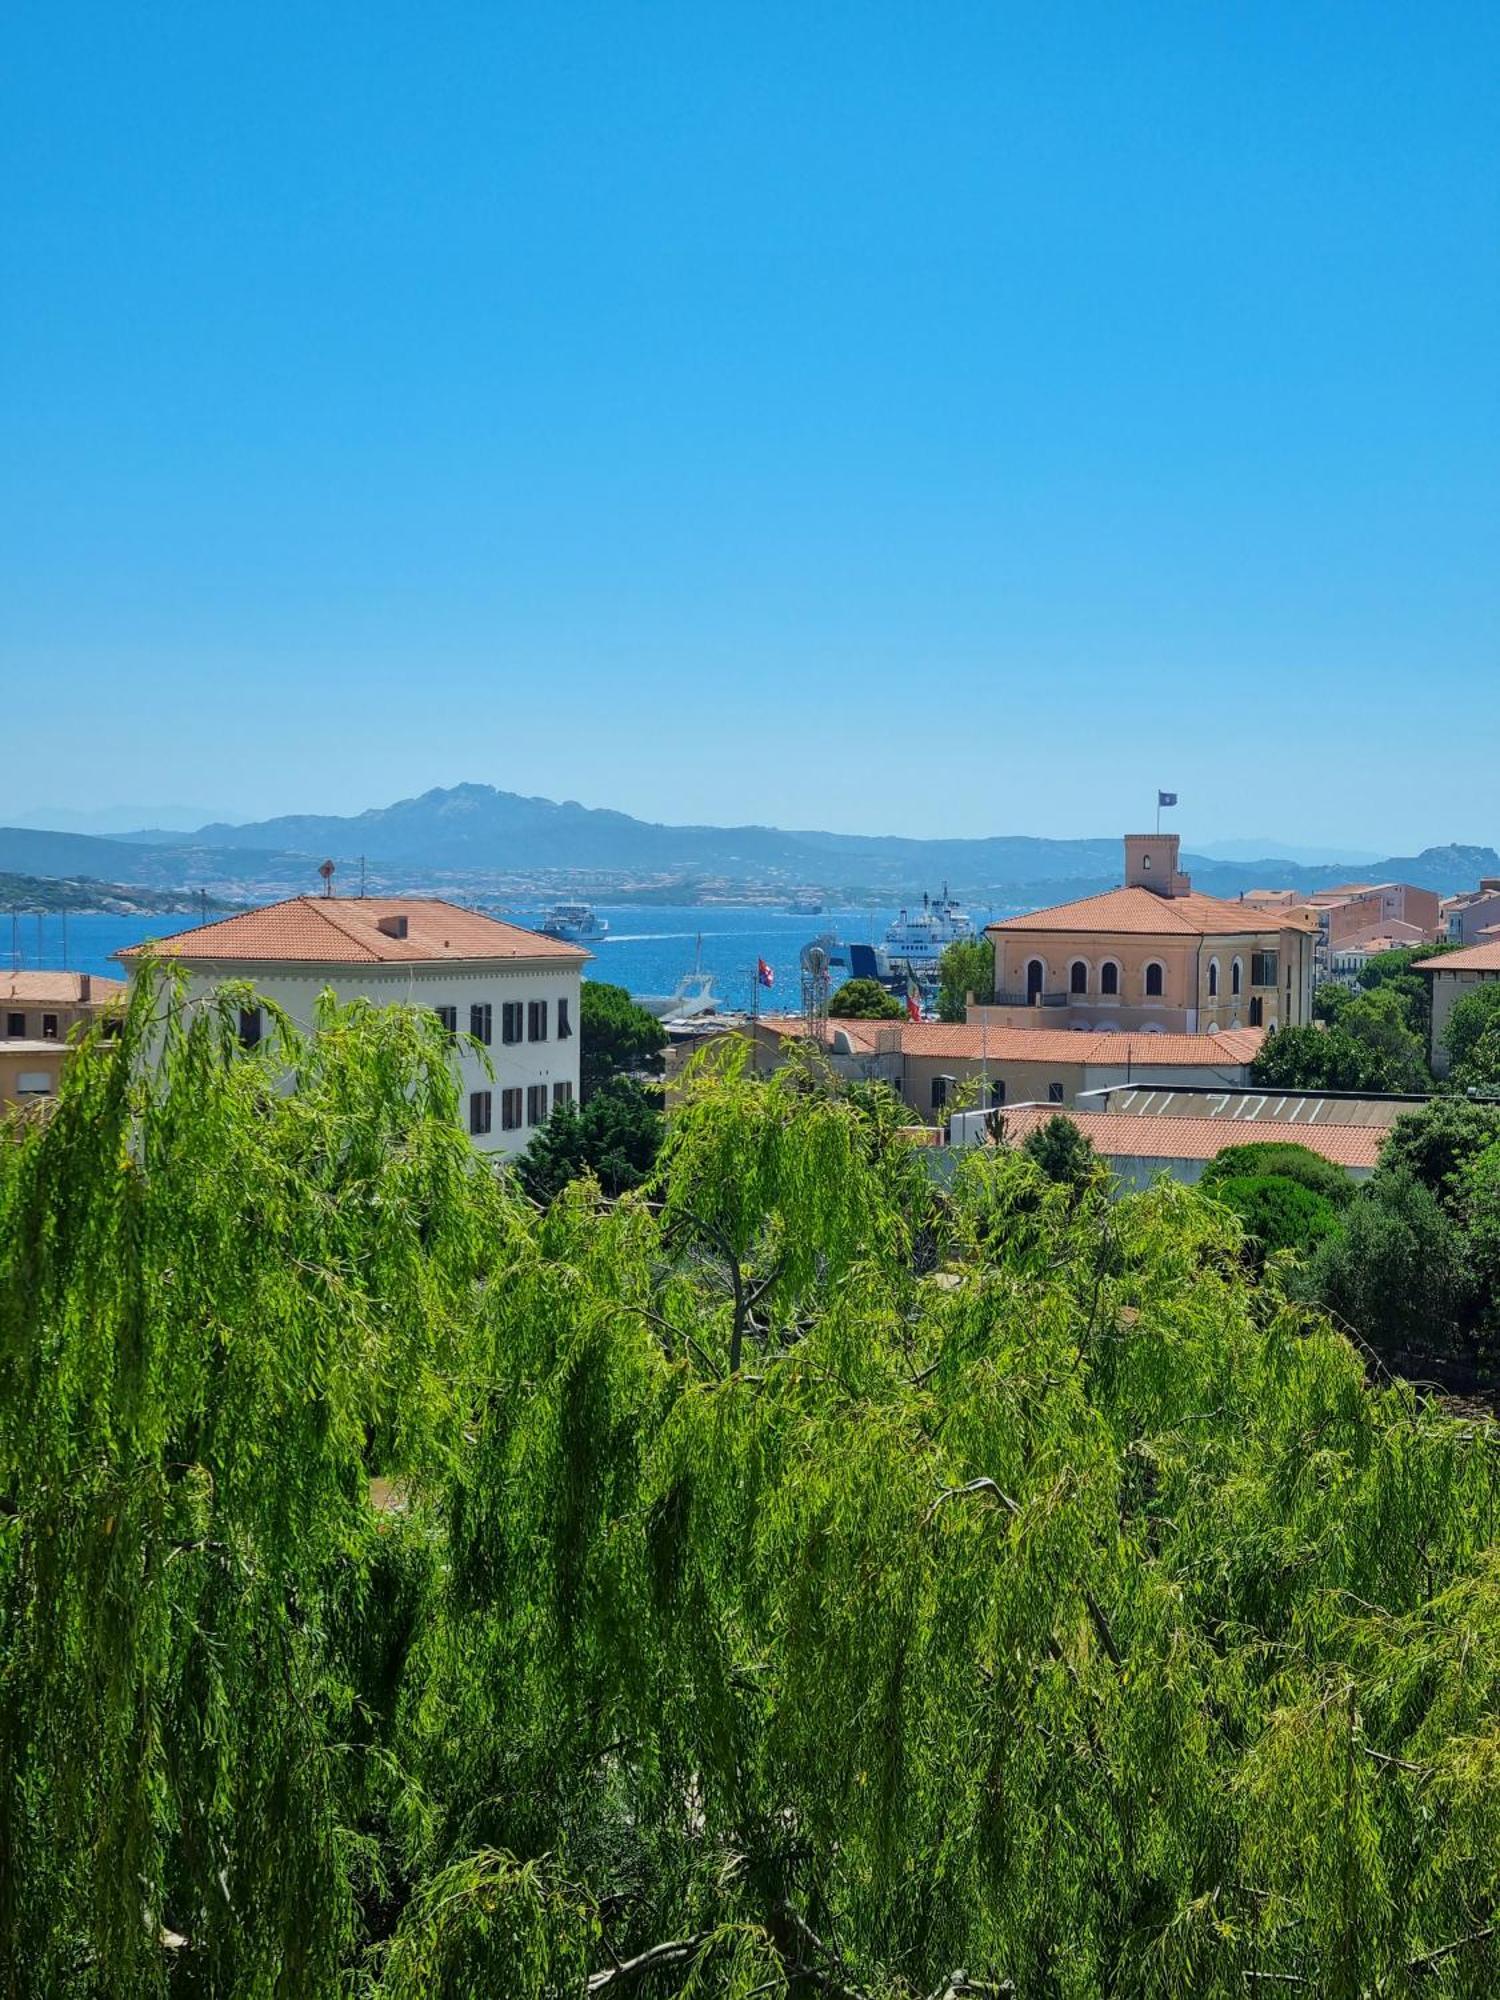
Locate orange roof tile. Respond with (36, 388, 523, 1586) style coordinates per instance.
(0, 971, 126, 1004)
(987, 885, 1317, 938)
(1414, 941, 1500, 973)
(997, 1106, 1384, 1170)
(757, 1015, 1265, 1068)
(116, 897, 587, 966)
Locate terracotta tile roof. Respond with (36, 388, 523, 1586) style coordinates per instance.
(1414, 941, 1500, 973)
(987, 886, 1317, 938)
(0, 971, 126, 1004)
(116, 897, 587, 966)
(758, 1015, 1265, 1068)
(997, 1105, 1385, 1170)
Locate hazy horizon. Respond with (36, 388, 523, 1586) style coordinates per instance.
(4, 6, 1496, 849)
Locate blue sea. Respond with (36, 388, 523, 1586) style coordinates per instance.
(11, 902, 1015, 1011)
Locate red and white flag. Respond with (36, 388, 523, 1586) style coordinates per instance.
(757, 957, 775, 989)
(905, 979, 922, 1023)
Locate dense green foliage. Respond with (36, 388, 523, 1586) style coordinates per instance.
(1252, 1000, 1428, 1093)
(1443, 983, 1500, 1090)
(1205, 1172, 1341, 1264)
(1019, 1111, 1097, 1191)
(1291, 1102, 1500, 1370)
(1199, 1140, 1354, 1208)
(11, 979, 1500, 1994)
(1292, 950, 1468, 1093)
(1379, 1097, 1500, 1215)
(579, 980, 668, 1103)
(516, 1075, 663, 1202)
(935, 938, 995, 1022)
(827, 975, 904, 1020)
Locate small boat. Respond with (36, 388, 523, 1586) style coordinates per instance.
(785, 894, 824, 915)
(636, 934, 721, 1023)
(638, 969, 721, 1023)
(540, 902, 610, 943)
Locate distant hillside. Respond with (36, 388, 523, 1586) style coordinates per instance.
(178, 785, 1129, 890)
(0, 826, 311, 892)
(2, 787, 1494, 906)
(0, 871, 233, 916)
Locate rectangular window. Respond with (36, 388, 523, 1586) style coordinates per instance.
(990, 1078, 1006, 1107)
(501, 1087, 523, 1131)
(433, 1005, 458, 1040)
(468, 1089, 492, 1136)
(41, 1014, 59, 1041)
(1048, 1081, 1065, 1103)
(526, 1083, 549, 1126)
(557, 996, 572, 1040)
(238, 1006, 262, 1049)
(1249, 997, 1264, 1028)
(501, 1001, 523, 1044)
(527, 999, 548, 1042)
(5, 1012, 24, 1037)
(930, 1076, 949, 1112)
(1250, 951, 1278, 988)
(552, 1079, 573, 1110)
(469, 1002, 492, 1045)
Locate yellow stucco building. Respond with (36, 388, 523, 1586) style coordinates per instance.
(984, 834, 1316, 1035)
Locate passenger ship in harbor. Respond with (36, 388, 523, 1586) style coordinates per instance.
(880, 885, 975, 974)
(539, 902, 610, 943)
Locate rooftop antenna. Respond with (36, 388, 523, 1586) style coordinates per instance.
(198, 887, 208, 926)
(318, 859, 337, 900)
(800, 942, 830, 1036)
(359, 853, 367, 899)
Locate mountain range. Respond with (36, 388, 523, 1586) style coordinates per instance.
(0, 784, 1494, 907)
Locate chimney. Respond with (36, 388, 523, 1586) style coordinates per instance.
(1123, 833, 1192, 898)
(79, 972, 91, 1002)
(376, 914, 409, 939)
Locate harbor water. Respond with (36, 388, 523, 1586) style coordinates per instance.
(8, 902, 1017, 1012)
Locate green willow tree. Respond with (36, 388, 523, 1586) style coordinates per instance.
(7, 969, 1500, 1995)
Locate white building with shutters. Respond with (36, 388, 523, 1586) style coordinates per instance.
(117, 895, 587, 1160)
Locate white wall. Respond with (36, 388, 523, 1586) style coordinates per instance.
(167, 957, 582, 1160)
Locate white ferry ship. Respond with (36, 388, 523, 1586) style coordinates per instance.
(540, 902, 610, 943)
(881, 885, 974, 973)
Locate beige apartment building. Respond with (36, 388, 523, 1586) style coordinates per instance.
(0, 970, 126, 1043)
(983, 835, 1316, 1035)
(1443, 881, 1500, 946)
(1415, 937, 1500, 1077)
(0, 1039, 70, 1116)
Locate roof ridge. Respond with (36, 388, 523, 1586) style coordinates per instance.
(302, 898, 387, 958)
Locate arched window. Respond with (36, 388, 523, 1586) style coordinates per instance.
(1208, 958, 1219, 999)
(1069, 959, 1088, 995)
(1248, 998, 1264, 1027)
(1100, 960, 1119, 996)
(1026, 958, 1045, 1004)
(1144, 961, 1165, 998)
(1232, 958, 1243, 997)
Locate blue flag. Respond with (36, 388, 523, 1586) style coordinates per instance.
(1158, 790, 1177, 807)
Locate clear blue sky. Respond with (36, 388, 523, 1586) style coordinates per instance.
(3, 4, 1496, 850)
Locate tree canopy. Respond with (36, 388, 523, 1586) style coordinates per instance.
(1443, 982, 1500, 1089)
(579, 979, 668, 1102)
(1199, 1140, 1355, 1208)
(935, 938, 995, 1023)
(827, 976, 904, 1020)
(9, 972, 1500, 1995)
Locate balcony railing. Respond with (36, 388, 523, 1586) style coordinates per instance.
(994, 990, 1070, 1009)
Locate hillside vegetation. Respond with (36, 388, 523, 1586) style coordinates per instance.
(4, 979, 1500, 1995)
